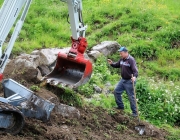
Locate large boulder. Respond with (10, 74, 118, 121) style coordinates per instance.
(15, 55, 37, 69)
(4, 54, 39, 82)
(31, 48, 70, 66)
(91, 41, 121, 56)
(87, 50, 101, 61)
(54, 103, 80, 119)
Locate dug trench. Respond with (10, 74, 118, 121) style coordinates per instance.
(0, 61, 168, 140)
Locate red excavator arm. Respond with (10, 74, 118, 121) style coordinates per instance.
(44, 0, 92, 88)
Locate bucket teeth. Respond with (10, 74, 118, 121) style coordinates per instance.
(61, 83, 67, 87)
(45, 78, 76, 88)
(46, 79, 51, 84)
(50, 81, 59, 86)
(46, 79, 60, 86)
(68, 85, 74, 89)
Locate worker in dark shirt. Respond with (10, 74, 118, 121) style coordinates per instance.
(107, 46, 138, 117)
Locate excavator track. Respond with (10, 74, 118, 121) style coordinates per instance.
(0, 101, 24, 135)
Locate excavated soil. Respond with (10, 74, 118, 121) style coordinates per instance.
(0, 63, 168, 140)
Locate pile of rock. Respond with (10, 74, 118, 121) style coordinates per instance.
(6, 41, 121, 82)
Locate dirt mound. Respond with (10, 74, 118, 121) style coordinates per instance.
(0, 61, 168, 140)
(0, 106, 167, 140)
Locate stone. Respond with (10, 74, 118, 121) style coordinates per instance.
(54, 103, 80, 119)
(92, 41, 121, 56)
(93, 84, 102, 93)
(36, 68, 43, 82)
(87, 50, 101, 61)
(103, 82, 112, 94)
(14, 56, 37, 69)
(37, 49, 57, 66)
(50, 48, 70, 56)
(31, 50, 39, 55)
(37, 65, 51, 76)
(105, 82, 112, 87)
(16, 53, 40, 67)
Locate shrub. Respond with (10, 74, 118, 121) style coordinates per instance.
(30, 85, 40, 91)
(136, 77, 180, 126)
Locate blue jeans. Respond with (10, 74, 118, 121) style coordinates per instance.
(114, 78, 137, 115)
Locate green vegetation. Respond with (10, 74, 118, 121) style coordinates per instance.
(0, 0, 180, 138)
(78, 55, 119, 97)
(56, 86, 83, 107)
(136, 77, 180, 126)
(30, 85, 40, 91)
(163, 124, 180, 140)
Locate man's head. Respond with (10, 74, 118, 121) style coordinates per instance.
(118, 47, 129, 59)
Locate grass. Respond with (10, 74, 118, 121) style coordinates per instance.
(162, 124, 180, 140)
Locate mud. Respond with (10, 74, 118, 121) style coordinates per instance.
(0, 62, 168, 140)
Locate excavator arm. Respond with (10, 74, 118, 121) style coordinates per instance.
(0, 0, 32, 76)
(0, 0, 54, 135)
(44, 0, 92, 88)
(61, 0, 87, 40)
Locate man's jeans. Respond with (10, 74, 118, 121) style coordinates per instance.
(114, 78, 137, 115)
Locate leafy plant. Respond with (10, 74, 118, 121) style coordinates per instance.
(30, 85, 40, 91)
(136, 77, 180, 126)
(116, 124, 127, 132)
(56, 86, 83, 107)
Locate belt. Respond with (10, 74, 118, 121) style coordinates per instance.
(122, 78, 131, 80)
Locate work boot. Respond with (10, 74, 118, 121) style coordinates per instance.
(132, 113, 138, 118)
(113, 106, 124, 110)
(113, 107, 124, 114)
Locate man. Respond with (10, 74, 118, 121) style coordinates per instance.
(107, 46, 138, 117)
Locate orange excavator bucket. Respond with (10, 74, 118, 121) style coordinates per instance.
(43, 37, 92, 88)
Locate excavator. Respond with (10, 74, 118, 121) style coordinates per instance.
(0, 0, 92, 135)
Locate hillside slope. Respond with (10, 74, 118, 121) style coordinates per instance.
(0, 62, 167, 140)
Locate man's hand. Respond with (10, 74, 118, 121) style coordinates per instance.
(107, 59, 113, 64)
(131, 76, 136, 82)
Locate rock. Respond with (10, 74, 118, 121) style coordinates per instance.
(17, 53, 40, 67)
(5, 55, 39, 82)
(102, 82, 112, 94)
(93, 84, 102, 93)
(37, 65, 51, 76)
(103, 89, 111, 95)
(83, 53, 91, 60)
(92, 41, 121, 56)
(15, 55, 37, 69)
(105, 82, 111, 87)
(37, 49, 57, 66)
(54, 103, 80, 119)
(36, 68, 43, 82)
(50, 48, 70, 55)
(31, 50, 39, 55)
(87, 50, 101, 61)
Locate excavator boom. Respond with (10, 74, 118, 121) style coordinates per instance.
(0, 0, 55, 134)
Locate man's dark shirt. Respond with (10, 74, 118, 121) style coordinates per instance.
(110, 55, 138, 79)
